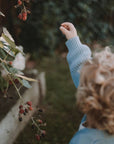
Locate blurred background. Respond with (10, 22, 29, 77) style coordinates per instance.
(0, 0, 114, 143)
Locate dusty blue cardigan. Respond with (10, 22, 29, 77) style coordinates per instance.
(66, 36, 114, 144)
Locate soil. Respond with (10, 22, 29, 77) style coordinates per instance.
(0, 83, 27, 122)
(0, 72, 37, 122)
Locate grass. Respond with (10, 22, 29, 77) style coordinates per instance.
(14, 55, 83, 144)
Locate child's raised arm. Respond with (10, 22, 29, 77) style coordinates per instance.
(60, 22, 92, 88)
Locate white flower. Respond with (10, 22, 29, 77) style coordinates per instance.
(12, 53, 25, 70)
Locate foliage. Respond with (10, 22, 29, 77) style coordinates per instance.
(18, 0, 114, 55)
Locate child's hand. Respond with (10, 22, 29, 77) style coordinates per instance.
(60, 22, 77, 40)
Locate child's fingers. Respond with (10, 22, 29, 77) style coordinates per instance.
(61, 25, 70, 31)
(61, 22, 74, 30)
(59, 26, 69, 35)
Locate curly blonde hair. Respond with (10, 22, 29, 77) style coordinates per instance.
(77, 47, 114, 134)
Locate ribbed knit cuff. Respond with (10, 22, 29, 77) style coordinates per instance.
(65, 36, 82, 52)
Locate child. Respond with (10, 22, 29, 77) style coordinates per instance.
(60, 22, 114, 144)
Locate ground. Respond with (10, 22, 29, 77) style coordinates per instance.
(14, 54, 83, 144)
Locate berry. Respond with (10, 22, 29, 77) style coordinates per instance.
(38, 109, 43, 112)
(22, 12, 27, 21)
(19, 109, 24, 114)
(27, 101, 32, 106)
(31, 124, 35, 130)
(36, 134, 40, 141)
(23, 112, 26, 115)
(18, 13, 22, 20)
(25, 108, 28, 113)
(18, 0, 22, 5)
(41, 130, 46, 137)
(15, 79, 19, 83)
(29, 106, 33, 111)
(19, 117, 23, 122)
(19, 105, 23, 109)
(9, 61, 12, 65)
(37, 119, 43, 124)
(9, 80, 12, 85)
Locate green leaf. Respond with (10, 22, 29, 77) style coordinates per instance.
(22, 79, 32, 88)
(2, 33, 16, 49)
(0, 41, 4, 48)
(1, 63, 9, 72)
(9, 67, 18, 74)
(3, 46, 15, 57)
(0, 49, 6, 59)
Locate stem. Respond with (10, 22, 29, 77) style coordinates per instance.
(0, 56, 23, 102)
(8, 74, 23, 102)
(31, 117, 41, 131)
(0, 57, 7, 64)
(4, 47, 12, 61)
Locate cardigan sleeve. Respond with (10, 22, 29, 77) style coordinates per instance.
(65, 36, 92, 88)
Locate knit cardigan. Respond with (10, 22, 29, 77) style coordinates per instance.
(65, 36, 114, 144)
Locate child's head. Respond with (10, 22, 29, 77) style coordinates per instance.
(77, 47, 114, 134)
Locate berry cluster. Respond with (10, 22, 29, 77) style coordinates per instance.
(31, 109, 46, 141)
(18, 101, 33, 121)
(35, 130, 46, 141)
(15, 0, 31, 21)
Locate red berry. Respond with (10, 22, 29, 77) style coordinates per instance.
(15, 79, 19, 83)
(18, 13, 22, 20)
(22, 12, 27, 21)
(29, 106, 33, 111)
(9, 80, 12, 85)
(19, 109, 24, 114)
(27, 101, 32, 106)
(22, 12, 27, 17)
(37, 119, 43, 124)
(19, 105, 23, 109)
(23, 15, 27, 21)
(18, 0, 22, 5)
(9, 61, 12, 65)
(36, 135, 40, 141)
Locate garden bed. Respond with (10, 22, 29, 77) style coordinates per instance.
(0, 72, 46, 144)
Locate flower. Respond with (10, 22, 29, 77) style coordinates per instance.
(12, 53, 25, 70)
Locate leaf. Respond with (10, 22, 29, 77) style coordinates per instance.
(3, 46, 15, 57)
(9, 67, 18, 74)
(15, 74, 37, 82)
(22, 79, 32, 88)
(2, 33, 16, 49)
(0, 41, 4, 48)
(0, 49, 6, 59)
(1, 63, 9, 73)
(0, 11, 5, 17)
